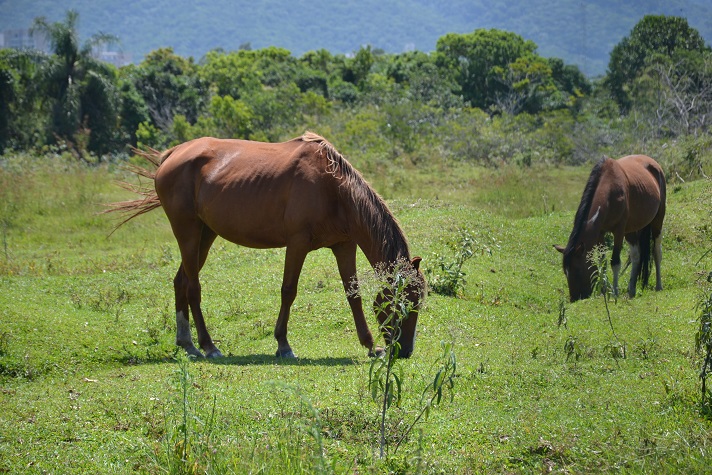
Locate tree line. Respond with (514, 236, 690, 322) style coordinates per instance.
(1, 11, 711, 174)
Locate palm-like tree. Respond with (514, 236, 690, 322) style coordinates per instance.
(31, 10, 120, 155)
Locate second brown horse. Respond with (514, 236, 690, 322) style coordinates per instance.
(110, 132, 425, 358)
(555, 155, 666, 302)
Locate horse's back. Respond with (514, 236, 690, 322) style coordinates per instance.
(616, 155, 664, 198)
(154, 136, 342, 248)
(616, 155, 666, 231)
(157, 137, 306, 173)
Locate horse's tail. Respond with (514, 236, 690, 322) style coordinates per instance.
(638, 159, 666, 289)
(103, 147, 166, 233)
(637, 224, 653, 288)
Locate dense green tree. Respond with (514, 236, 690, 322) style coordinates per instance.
(0, 50, 49, 151)
(435, 29, 538, 110)
(208, 94, 254, 139)
(116, 69, 149, 148)
(31, 10, 120, 154)
(198, 47, 313, 140)
(199, 49, 263, 99)
(342, 46, 376, 90)
(131, 48, 207, 132)
(491, 54, 555, 115)
(200, 47, 300, 98)
(547, 57, 591, 109)
(385, 50, 461, 108)
(606, 15, 710, 112)
(0, 55, 15, 152)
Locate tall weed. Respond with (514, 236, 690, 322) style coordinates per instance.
(588, 245, 626, 360)
(366, 259, 456, 460)
(151, 355, 221, 475)
(427, 228, 494, 297)
(695, 270, 712, 410)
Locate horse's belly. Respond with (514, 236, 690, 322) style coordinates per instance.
(200, 208, 288, 249)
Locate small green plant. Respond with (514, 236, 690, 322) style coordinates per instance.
(152, 354, 220, 475)
(427, 227, 493, 297)
(557, 294, 567, 328)
(695, 270, 712, 409)
(367, 259, 456, 459)
(392, 341, 456, 454)
(588, 245, 626, 360)
(261, 382, 331, 474)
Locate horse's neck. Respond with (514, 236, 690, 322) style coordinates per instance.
(357, 237, 403, 268)
(582, 190, 613, 247)
(341, 188, 409, 268)
(352, 226, 408, 269)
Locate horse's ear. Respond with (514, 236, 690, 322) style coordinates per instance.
(411, 256, 422, 270)
(553, 245, 565, 254)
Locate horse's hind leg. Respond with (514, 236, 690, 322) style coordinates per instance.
(653, 232, 663, 291)
(627, 238, 641, 298)
(174, 223, 221, 358)
(174, 267, 202, 358)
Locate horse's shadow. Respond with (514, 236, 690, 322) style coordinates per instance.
(209, 354, 357, 367)
(116, 349, 358, 367)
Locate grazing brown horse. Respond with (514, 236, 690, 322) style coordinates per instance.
(554, 155, 666, 302)
(108, 132, 424, 359)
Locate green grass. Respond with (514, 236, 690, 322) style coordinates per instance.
(0, 153, 711, 473)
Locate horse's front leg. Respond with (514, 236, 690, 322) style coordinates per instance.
(610, 232, 625, 297)
(625, 234, 641, 298)
(274, 241, 309, 358)
(331, 241, 378, 356)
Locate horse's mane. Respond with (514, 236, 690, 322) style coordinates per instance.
(563, 157, 607, 264)
(299, 132, 411, 262)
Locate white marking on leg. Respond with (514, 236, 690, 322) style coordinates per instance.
(176, 310, 202, 357)
(176, 310, 192, 346)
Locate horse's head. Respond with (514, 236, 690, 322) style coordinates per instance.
(555, 244, 594, 302)
(374, 257, 425, 358)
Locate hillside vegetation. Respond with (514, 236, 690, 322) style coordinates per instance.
(1, 0, 711, 75)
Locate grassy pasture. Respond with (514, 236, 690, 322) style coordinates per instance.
(0, 153, 711, 474)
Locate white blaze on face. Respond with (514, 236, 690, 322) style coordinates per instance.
(588, 206, 601, 225)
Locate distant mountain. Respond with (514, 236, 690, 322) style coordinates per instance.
(1, 0, 710, 76)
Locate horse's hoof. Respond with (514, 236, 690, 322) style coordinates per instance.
(183, 346, 204, 359)
(276, 349, 297, 359)
(369, 347, 385, 358)
(205, 349, 224, 359)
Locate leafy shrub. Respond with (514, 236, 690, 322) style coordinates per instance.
(427, 228, 493, 297)
(695, 270, 712, 409)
